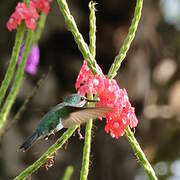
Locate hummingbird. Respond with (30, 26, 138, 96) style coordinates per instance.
(19, 93, 111, 152)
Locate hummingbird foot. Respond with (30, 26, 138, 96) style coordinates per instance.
(44, 136, 49, 140)
(77, 126, 84, 139)
(44, 131, 55, 140)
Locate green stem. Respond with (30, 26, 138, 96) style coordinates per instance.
(80, 118, 93, 180)
(0, 11, 48, 134)
(107, 0, 143, 79)
(106, 1, 157, 179)
(14, 126, 78, 180)
(0, 30, 33, 133)
(56, 0, 97, 75)
(125, 127, 158, 180)
(34, 13, 47, 43)
(89, 1, 96, 59)
(80, 3, 97, 180)
(62, 166, 74, 180)
(0, 25, 25, 107)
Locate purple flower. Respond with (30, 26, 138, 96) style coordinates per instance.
(18, 44, 40, 75)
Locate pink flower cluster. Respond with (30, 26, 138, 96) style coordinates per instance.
(76, 60, 138, 138)
(7, 0, 52, 31)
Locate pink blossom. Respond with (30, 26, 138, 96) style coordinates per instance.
(7, 12, 21, 31)
(25, 2, 39, 30)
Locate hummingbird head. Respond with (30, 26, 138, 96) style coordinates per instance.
(64, 94, 99, 107)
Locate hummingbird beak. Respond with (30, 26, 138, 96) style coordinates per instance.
(85, 98, 99, 102)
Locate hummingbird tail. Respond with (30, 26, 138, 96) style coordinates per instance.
(19, 131, 39, 152)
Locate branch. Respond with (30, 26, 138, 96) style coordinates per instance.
(107, 0, 157, 179)
(89, 1, 96, 60)
(56, 0, 98, 75)
(0, 25, 25, 106)
(14, 126, 78, 180)
(0, 12, 49, 134)
(125, 127, 157, 180)
(0, 30, 34, 133)
(107, 0, 143, 79)
(80, 2, 97, 179)
(34, 13, 47, 43)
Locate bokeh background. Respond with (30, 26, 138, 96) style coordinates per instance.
(0, 0, 180, 179)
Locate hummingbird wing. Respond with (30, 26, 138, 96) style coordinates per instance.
(62, 106, 112, 128)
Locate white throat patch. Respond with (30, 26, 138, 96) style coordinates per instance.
(56, 120, 63, 132)
(78, 99, 86, 107)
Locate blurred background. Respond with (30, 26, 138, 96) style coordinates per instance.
(0, 0, 180, 179)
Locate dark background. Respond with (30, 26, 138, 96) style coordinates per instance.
(0, 0, 180, 179)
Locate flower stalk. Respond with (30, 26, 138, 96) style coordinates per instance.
(107, 0, 143, 79)
(56, 0, 97, 75)
(34, 13, 47, 43)
(0, 30, 34, 133)
(89, 1, 96, 60)
(106, 0, 157, 179)
(0, 11, 48, 134)
(0, 25, 25, 107)
(125, 127, 157, 180)
(80, 3, 97, 180)
(14, 126, 78, 180)
(80, 118, 93, 180)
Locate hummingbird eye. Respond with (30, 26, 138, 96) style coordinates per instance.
(80, 97, 85, 101)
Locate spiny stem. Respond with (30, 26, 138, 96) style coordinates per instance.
(0, 25, 25, 107)
(80, 96, 94, 180)
(0, 30, 33, 133)
(62, 166, 74, 180)
(89, 1, 97, 59)
(106, 0, 157, 178)
(80, 3, 97, 179)
(0, 12, 48, 134)
(125, 127, 158, 180)
(56, 0, 97, 75)
(14, 126, 78, 180)
(80, 117, 93, 180)
(107, 0, 143, 79)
